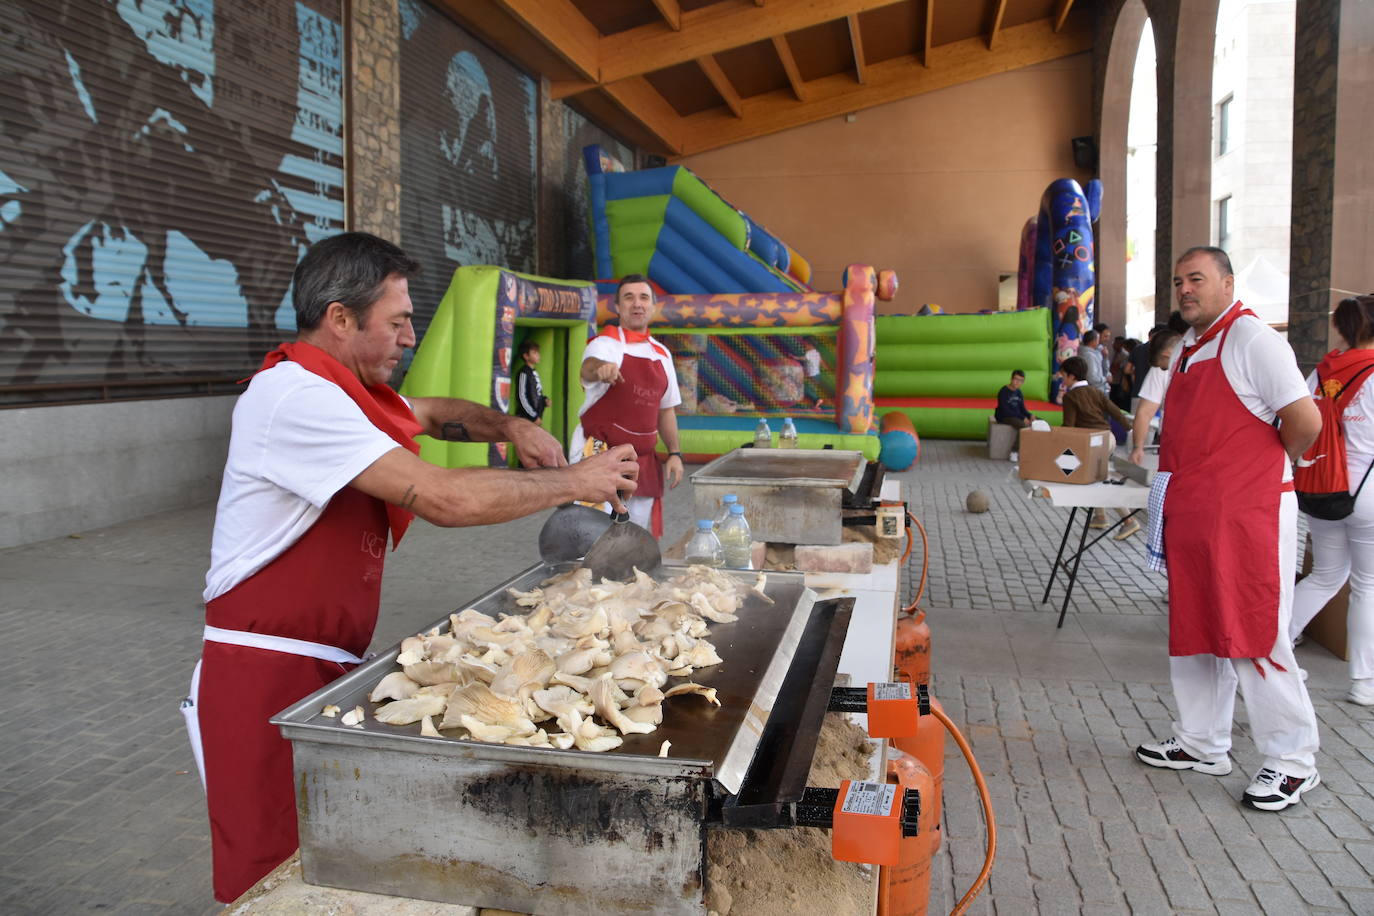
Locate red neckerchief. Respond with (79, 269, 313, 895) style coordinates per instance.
(1178, 301, 1253, 371)
(598, 324, 669, 358)
(1315, 347, 1374, 406)
(258, 341, 423, 548)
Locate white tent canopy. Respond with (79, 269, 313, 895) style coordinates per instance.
(1234, 255, 1290, 327)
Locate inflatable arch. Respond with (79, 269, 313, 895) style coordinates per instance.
(400, 266, 598, 468)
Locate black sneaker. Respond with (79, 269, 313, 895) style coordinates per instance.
(1135, 736, 1232, 775)
(1242, 768, 1320, 811)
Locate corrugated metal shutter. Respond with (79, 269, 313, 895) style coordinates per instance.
(0, 0, 345, 406)
(559, 106, 635, 282)
(395, 0, 538, 357)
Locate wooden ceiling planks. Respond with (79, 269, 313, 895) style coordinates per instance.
(473, 0, 1095, 155)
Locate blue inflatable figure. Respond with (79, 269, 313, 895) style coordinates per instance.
(1028, 178, 1101, 399)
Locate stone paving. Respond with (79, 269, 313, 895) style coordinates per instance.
(0, 439, 1370, 914)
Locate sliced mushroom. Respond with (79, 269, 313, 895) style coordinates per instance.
(369, 671, 421, 702)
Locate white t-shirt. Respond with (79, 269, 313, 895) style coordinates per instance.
(578, 332, 682, 418)
(1138, 366, 1168, 406)
(203, 362, 404, 602)
(804, 348, 821, 378)
(1306, 369, 1374, 486)
(1155, 302, 1310, 480)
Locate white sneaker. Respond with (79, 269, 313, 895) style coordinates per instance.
(1348, 678, 1374, 706)
(1242, 767, 1321, 811)
(1135, 737, 1232, 775)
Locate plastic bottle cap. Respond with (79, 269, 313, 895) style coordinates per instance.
(697, 519, 713, 529)
(730, 504, 745, 515)
(723, 494, 737, 503)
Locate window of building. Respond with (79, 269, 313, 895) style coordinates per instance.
(1217, 196, 1232, 251)
(1217, 95, 1232, 156)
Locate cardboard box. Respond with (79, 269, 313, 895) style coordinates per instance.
(1017, 427, 1112, 484)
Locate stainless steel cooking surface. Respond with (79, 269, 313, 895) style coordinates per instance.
(271, 562, 827, 915)
(691, 447, 867, 545)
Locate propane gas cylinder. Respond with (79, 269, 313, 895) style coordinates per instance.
(894, 610, 930, 686)
(878, 748, 934, 916)
(894, 695, 946, 853)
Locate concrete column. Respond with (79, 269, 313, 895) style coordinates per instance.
(349, 0, 402, 240)
(1289, 0, 1374, 370)
(1095, 0, 1149, 337)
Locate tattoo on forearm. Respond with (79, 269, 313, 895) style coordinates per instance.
(441, 421, 472, 441)
(401, 485, 418, 510)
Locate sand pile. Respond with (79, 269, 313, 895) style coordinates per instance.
(704, 713, 877, 916)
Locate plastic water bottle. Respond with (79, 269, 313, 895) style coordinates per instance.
(780, 417, 799, 448)
(713, 493, 738, 529)
(719, 503, 753, 569)
(684, 519, 724, 568)
(754, 418, 772, 448)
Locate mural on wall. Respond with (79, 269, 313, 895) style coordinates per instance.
(0, 0, 345, 399)
(396, 0, 537, 355)
(560, 106, 634, 282)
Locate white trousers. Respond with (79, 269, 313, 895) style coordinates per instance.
(1290, 485, 1374, 682)
(1170, 493, 1320, 776)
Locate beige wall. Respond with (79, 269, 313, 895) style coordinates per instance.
(678, 54, 1094, 314)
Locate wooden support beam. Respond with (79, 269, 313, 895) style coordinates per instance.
(847, 14, 867, 84)
(986, 0, 1008, 50)
(600, 77, 685, 155)
(674, 16, 1092, 156)
(772, 35, 810, 101)
(599, 0, 902, 84)
(650, 0, 682, 31)
(921, 0, 935, 67)
(490, 0, 600, 81)
(550, 80, 597, 100)
(697, 56, 744, 118)
(1053, 0, 1076, 32)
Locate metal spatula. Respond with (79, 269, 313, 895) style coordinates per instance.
(582, 510, 661, 581)
(537, 503, 615, 564)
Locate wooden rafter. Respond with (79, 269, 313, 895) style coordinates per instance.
(650, 0, 682, 31)
(847, 14, 867, 84)
(599, 77, 685, 154)
(1053, 0, 1076, 32)
(697, 56, 743, 118)
(489, 0, 600, 81)
(675, 16, 1092, 156)
(599, 0, 902, 84)
(987, 0, 1008, 50)
(772, 35, 810, 101)
(922, 0, 935, 67)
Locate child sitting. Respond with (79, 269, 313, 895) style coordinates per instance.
(1060, 356, 1140, 540)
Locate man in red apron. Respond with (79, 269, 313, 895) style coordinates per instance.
(571, 275, 684, 537)
(1134, 246, 1323, 811)
(185, 232, 640, 902)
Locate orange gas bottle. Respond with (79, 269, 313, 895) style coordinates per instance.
(894, 695, 946, 853)
(894, 609, 931, 686)
(879, 748, 934, 916)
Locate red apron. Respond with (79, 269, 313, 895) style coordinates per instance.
(580, 329, 669, 502)
(1160, 305, 1289, 658)
(198, 342, 421, 902)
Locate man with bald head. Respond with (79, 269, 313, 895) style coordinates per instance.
(1134, 246, 1324, 812)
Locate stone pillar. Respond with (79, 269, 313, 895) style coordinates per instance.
(349, 0, 402, 240)
(1289, 0, 1374, 370)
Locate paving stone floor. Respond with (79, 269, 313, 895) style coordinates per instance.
(0, 439, 1370, 915)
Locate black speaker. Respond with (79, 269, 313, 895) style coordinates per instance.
(1071, 136, 1098, 171)
(645, 154, 668, 168)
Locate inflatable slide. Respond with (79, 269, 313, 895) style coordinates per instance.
(584, 145, 811, 295)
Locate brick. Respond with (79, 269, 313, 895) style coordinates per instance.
(793, 542, 873, 573)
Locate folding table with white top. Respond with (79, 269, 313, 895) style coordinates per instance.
(1021, 473, 1151, 627)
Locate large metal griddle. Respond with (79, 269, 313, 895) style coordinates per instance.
(272, 561, 857, 915)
